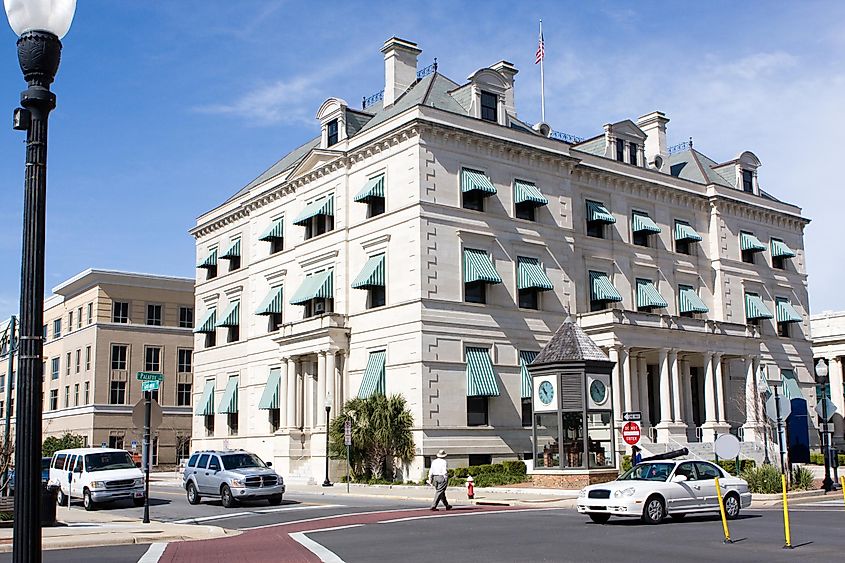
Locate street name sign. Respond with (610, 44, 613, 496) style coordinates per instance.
(136, 372, 164, 382)
(622, 421, 641, 445)
(141, 380, 161, 392)
(344, 420, 352, 446)
(622, 411, 642, 422)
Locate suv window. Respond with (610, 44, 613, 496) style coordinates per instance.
(221, 453, 267, 471)
(694, 462, 721, 481)
(187, 453, 200, 468)
(208, 456, 221, 471)
(675, 462, 696, 481)
(197, 454, 210, 469)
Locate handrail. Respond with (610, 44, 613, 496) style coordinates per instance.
(550, 130, 584, 144)
(668, 137, 693, 154)
(362, 90, 384, 110)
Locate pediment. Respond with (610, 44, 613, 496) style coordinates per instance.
(611, 119, 646, 140)
(287, 148, 344, 180)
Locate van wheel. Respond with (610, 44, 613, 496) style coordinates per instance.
(221, 485, 237, 508)
(186, 482, 201, 505)
(83, 489, 96, 511)
(56, 489, 66, 506)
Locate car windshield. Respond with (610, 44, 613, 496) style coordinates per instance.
(221, 453, 266, 470)
(618, 462, 674, 482)
(85, 452, 136, 472)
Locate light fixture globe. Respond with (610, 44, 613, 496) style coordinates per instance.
(4, 0, 76, 39)
(816, 359, 829, 379)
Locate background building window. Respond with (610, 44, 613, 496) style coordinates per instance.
(177, 383, 192, 406)
(112, 301, 129, 323)
(51, 357, 59, 380)
(228, 412, 238, 435)
(65, 352, 71, 376)
(616, 138, 624, 161)
(108, 436, 124, 449)
(462, 189, 485, 211)
(85, 346, 91, 370)
(742, 169, 754, 193)
(179, 306, 194, 328)
(111, 345, 128, 370)
(109, 381, 126, 404)
(480, 91, 497, 122)
(145, 347, 162, 372)
(49, 390, 58, 410)
(178, 349, 192, 373)
(68, 311, 73, 331)
(268, 313, 283, 332)
(75, 349, 81, 373)
(146, 304, 162, 326)
(629, 142, 638, 165)
(76, 307, 82, 329)
(87, 302, 93, 324)
(270, 409, 280, 432)
(587, 221, 605, 238)
(521, 398, 532, 427)
(64, 386, 69, 408)
(84, 382, 90, 404)
(518, 288, 539, 310)
(205, 333, 216, 348)
(204, 415, 214, 437)
(326, 119, 339, 146)
(74, 383, 79, 406)
(467, 397, 489, 426)
(53, 319, 61, 339)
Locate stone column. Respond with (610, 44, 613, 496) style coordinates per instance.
(609, 347, 622, 426)
(628, 352, 640, 412)
(638, 355, 650, 431)
(286, 357, 297, 428)
(670, 350, 683, 424)
(278, 358, 288, 429)
(326, 349, 336, 414)
(701, 352, 718, 442)
(715, 353, 726, 424)
(620, 347, 633, 413)
(742, 356, 764, 442)
(316, 352, 327, 426)
(829, 357, 845, 419)
(681, 359, 695, 429)
(656, 348, 672, 442)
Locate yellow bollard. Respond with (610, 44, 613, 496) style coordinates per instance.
(781, 474, 792, 549)
(840, 476, 845, 505)
(714, 477, 732, 543)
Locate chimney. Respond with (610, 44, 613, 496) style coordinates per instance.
(381, 37, 421, 108)
(637, 111, 670, 172)
(490, 60, 518, 116)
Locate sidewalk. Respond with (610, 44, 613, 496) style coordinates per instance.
(0, 507, 234, 553)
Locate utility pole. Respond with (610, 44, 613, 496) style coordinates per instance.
(774, 385, 786, 475)
(142, 390, 151, 524)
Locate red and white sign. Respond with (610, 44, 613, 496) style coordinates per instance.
(622, 421, 641, 446)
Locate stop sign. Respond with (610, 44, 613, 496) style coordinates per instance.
(622, 421, 641, 446)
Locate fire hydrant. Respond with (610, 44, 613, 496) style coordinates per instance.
(467, 475, 475, 500)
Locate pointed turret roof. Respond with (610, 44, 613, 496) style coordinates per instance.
(534, 317, 610, 365)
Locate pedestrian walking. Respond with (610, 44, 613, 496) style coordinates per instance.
(428, 449, 452, 511)
(631, 445, 642, 466)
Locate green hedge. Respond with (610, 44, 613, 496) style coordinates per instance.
(742, 464, 783, 494)
(715, 459, 756, 475)
(446, 460, 528, 487)
(809, 452, 845, 466)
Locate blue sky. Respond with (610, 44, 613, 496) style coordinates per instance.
(0, 0, 842, 318)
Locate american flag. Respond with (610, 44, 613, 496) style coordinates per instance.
(535, 31, 544, 64)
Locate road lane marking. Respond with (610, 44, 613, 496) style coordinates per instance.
(172, 503, 344, 524)
(378, 506, 565, 524)
(255, 504, 342, 514)
(173, 511, 252, 524)
(242, 508, 423, 530)
(137, 542, 168, 563)
(291, 526, 360, 563)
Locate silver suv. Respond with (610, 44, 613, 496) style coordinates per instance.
(183, 450, 285, 508)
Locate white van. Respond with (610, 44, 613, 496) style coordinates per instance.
(49, 448, 145, 511)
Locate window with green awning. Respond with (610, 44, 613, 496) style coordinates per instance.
(781, 369, 804, 401)
(354, 174, 385, 203)
(519, 351, 538, 399)
(586, 200, 616, 224)
(513, 180, 548, 206)
(256, 287, 283, 315)
(358, 350, 386, 398)
(775, 298, 801, 323)
(636, 279, 668, 310)
(466, 347, 500, 397)
(678, 285, 709, 314)
(589, 271, 622, 303)
(464, 249, 502, 284)
(195, 379, 215, 416)
(770, 239, 796, 258)
(517, 257, 553, 291)
(289, 270, 334, 305)
(197, 248, 218, 269)
(220, 238, 241, 259)
(215, 301, 240, 327)
(740, 232, 766, 252)
(258, 368, 281, 410)
(193, 308, 217, 334)
(218, 375, 239, 414)
(745, 292, 773, 321)
(351, 254, 385, 289)
(259, 218, 284, 241)
(293, 195, 334, 225)
(674, 221, 702, 242)
(631, 211, 661, 234)
(460, 168, 497, 194)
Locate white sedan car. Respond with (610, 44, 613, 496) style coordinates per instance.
(577, 460, 751, 524)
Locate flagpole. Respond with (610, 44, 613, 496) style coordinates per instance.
(539, 19, 545, 123)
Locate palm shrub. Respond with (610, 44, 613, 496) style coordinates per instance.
(741, 464, 783, 494)
(791, 465, 815, 491)
(329, 394, 415, 481)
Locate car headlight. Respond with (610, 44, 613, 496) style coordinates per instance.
(230, 479, 244, 487)
(89, 481, 104, 489)
(578, 489, 587, 498)
(614, 487, 636, 498)
(134, 478, 145, 487)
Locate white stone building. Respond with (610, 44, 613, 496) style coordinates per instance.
(811, 311, 845, 445)
(190, 37, 814, 481)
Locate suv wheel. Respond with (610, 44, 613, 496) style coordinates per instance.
(267, 495, 283, 506)
(186, 482, 201, 505)
(221, 484, 237, 508)
(83, 489, 96, 511)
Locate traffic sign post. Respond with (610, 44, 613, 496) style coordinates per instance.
(622, 411, 642, 422)
(344, 419, 352, 493)
(622, 421, 641, 446)
(135, 372, 162, 525)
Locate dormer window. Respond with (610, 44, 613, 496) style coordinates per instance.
(480, 91, 497, 122)
(327, 119, 339, 147)
(616, 139, 624, 162)
(629, 142, 638, 166)
(742, 170, 753, 193)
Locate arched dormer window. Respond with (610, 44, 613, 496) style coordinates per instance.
(735, 151, 761, 195)
(316, 98, 348, 148)
(466, 68, 509, 126)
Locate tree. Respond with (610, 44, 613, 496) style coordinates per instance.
(329, 394, 415, 481)
(42, 433, 86, 457)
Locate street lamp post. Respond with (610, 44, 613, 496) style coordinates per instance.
(4, 1, 76, 560)
(816, 359, 833, 492)
(323, 392, 333, 487)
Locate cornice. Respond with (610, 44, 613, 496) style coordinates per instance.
(708, 196, 808, 231)
(572, 167, 709, 212)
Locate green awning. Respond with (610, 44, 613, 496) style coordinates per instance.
(586, 200, 615, 224)
(589, 271, 622, 302)
(258, 368, 281, 410)
(674, 221, 702, 242)
(259, 218, 284, 241)
(740, 232, 766, 252)
(215, 301, 240, 327)
(517, 257, 553, 291)
(776, 299, 802, 323)
(351, 254, 385, 289)
(218, 376, 239, 414)
(466, 347, 500, 397)
(464, 249, 502, 284)
(290, 270, 333, 304)
(461, 168, 496, 195)
(220, 238, 241, 259)
(354, 174, 385, 203)
(358, 350, 386, 398)
(678, 286, 709, 314)
(771, 240, 796, 258)
(636, 279, 668, 309)
(197, 248, 218, 269)
(782, 370, 803, 401)
(632, 213, 661, 234)
(745, 293, 773, 320)
(293, 195, 334, 225)
(519, 351, 538, 399)
(195, 380, 215, 416)
(256, 287, 283, 315)
(514, 180, 548, 206)
(193, 308, 217, 334)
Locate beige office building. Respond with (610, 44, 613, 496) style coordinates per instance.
(190, 37, 814, 482)
(0, 270, 195, 466)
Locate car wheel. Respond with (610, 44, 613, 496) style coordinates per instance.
(267, 495, 283, 506)
(724, 493, 741, 520)
(588, 513, 611, 524)
(670, 513, 686, 521)
(56, 489, 66, 506)
(83, 489, 96, 512)
(186, 482, 201, 505)
(221, 484, 237, 508)
(641, 495, 665, 525)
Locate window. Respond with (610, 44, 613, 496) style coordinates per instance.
(109, 381, 126, 404)
(205, 332, 216, 348)
(467, 397, 489, 426)
(326, 119, 339, 147)
(270, 409, 281, 432)
(42, 325, 47, 339)
(742, 170, 753, 193)
(84, 381, 90, 404)
(49, 389, 58, 410)
(65, 352, 71, 376)
(227, 325, 239, 343)
(111, 345, 128, 370)
(304, 298, 333, 318)
(178, 349, 192, 373)
(85, 346, 91, 370)
(521, 398, 532, 427)
(694, 461, 721, 481)
(53, 319, 61, 339)
(148, 388, 159, 404)
(228, 412, 239, 435)
(676, 238, 691, 255)
(151, 436, 159, 466)
(629, 142, 638, 166)
(480, 91, 497, 122)
(76, 307, 82, 329)
(587, 221, 605, 238)
(367, 197, 385, 218)
(304, 213, 334, 240)
(633, 229, 650, 247)
(0, 401, 3, 418)
(515, 201, 535, 221)
(368, 286, 386, 309)
(778, 320, 790, 337)
(271, 238, 284, 254)
(179, 306, 194, 329)
(616, 138, 624, 161)
(519, 288, 539, 310)
(771, 238, 788, 270)
(741, 248, 755, 264)
(64, 385, 69, 408)
(68, 311, 73, 331)
(87, 302, 93, 324)
(204, 415, 215, 437)
(464, 281, 486, 304)
(112, 301, 129, 323)
(177, 383, 192, 406)
(74, 383, 79, 406)
(51, 357, 59, 380)
(108, 436, 124, 450)
(268, 313, 283, 332)
(205, 263, 217, 280)
(75, 349, 80, 373)
(462, 189, 485, 211)
(146, 304, 162, 326)
(145, 347, 162, 372)
(177, 436, 190, 462)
